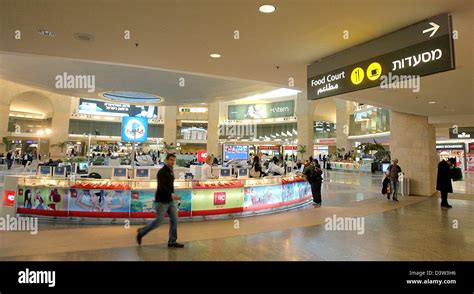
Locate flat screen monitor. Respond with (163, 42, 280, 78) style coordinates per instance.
(135, 168, 150, 179)
(53, 166, 66, 178)
(224, 145, 248, 161)
(219, 168, 231, 178)
(38, 165, 52, 177)
(76, 162, 89, 174)
(238, 168, 249, 178)
(112, 167, 128, 179)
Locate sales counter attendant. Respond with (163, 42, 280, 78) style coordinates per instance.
(201, 155, 217, 180)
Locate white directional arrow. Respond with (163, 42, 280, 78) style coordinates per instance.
(422, 22, 440, 37)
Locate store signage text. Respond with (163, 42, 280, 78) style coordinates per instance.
(307, 14, 454, 100)
(436, 143, 465, 150)
(449, 127, 473, 139)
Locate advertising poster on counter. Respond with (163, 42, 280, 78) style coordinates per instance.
(68, 189, 131, 216)
(282, 182, 311, 204)
(192, 188, 244, 216)
(130, 190, 192, 217)
(17, 187, 69, 214)
(243, 184, 283, 211)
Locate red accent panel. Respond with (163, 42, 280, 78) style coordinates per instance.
(192, 207, 243, 216)
(17, 208, 68, 217)
(68, 211, 129, 218)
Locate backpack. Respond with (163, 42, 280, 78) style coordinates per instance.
(306, 166, 322, 183)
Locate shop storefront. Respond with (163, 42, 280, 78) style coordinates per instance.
(257, 145, 281, 157)
(436, 143, 466, 170)
(467, 143, 474, 172)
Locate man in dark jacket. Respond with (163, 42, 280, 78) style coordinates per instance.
(437, 159, 454, 208)
(136, 153, 184, 247)
(304, 159, 323, 207)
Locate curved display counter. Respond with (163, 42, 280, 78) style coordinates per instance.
(330, 161, 372, 172)
(1, 175, 312, 222)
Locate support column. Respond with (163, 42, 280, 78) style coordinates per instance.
(0, 80, 18, 154)
(0, 103, 9, 154)
(335, 98, 352, 152)
(390, 111, 437, 196)
(49, 94, 71, 159)
(163, 106, 178, 150)
(207, 102, 219, 157)
(296, 92, 315, 161)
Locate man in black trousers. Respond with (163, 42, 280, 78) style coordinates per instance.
(437, 158, 454, 209)
(136, 153, 184, 247)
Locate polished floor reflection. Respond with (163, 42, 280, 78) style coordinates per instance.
(1, 170, 473, 261)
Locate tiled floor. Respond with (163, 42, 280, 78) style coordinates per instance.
(0, 170, 473, 261)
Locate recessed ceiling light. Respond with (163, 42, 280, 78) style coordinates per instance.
(210, 53, 221, 58)
(259, 4, 276, 13)
(73, 33, 95, 42)
(99, 91, 163, 103)
(37, 29, 55, 37)
(428, 101, 436, 104)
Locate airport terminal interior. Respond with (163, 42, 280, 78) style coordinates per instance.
(0, 0, 473, 261)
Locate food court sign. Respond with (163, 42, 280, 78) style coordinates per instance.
(307, 14, 455, 99)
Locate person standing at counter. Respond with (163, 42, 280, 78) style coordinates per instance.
(267, 157, 285, 176)
(201, 155, 217, 180)
(387, 159, 402, 202)
(437, 158, 454, 209)
(136, 153, 184, 248)
(304, 159, 323, 207)
(250, 155, 262, 178)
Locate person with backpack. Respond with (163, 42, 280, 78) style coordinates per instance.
(304, 159, 323, 207)
(387, 159, 402, 201)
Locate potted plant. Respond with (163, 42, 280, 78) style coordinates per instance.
(1, 137, 10, 151)
(51, 141, 68, 154)
(296, 144, 307, 160)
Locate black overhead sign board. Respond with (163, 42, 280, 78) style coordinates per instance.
(307, 14, 455, 100)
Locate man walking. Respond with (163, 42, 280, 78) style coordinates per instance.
(6, 150, 13, 170)
(136, 153, 184, 248)
(387, 159, 402, 201)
